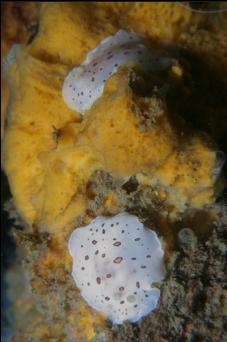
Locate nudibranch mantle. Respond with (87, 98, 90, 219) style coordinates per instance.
(68, 212, 165, 324)
(63, 29, 171, 114)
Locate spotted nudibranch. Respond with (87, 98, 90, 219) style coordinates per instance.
(68, 212, 165, 324)
(63, 29, 172, 114)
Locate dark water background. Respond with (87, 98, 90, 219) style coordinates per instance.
(1, 171, 16, 342)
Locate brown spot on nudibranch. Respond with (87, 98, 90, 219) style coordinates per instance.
(96, 277, 101, 284)
(113, 257, 123, 264)
(92, 240, 97, 245)
(113, 241, 121, 246)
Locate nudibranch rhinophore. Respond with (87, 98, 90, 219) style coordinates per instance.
(62, 29, 172, 114)
(68, 212, 165, 324)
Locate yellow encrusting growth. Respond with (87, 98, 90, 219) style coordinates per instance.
(79, 72, 177, 177)
(2, 3, 226, 341)
(78, 303, 107, 341)
(2, 3, 219, 232)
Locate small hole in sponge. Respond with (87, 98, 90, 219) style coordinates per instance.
(122, 176, 139, 194)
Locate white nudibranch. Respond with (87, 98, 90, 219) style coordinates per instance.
(68, 212, 166, 324)
(63, 29, 171, 114)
